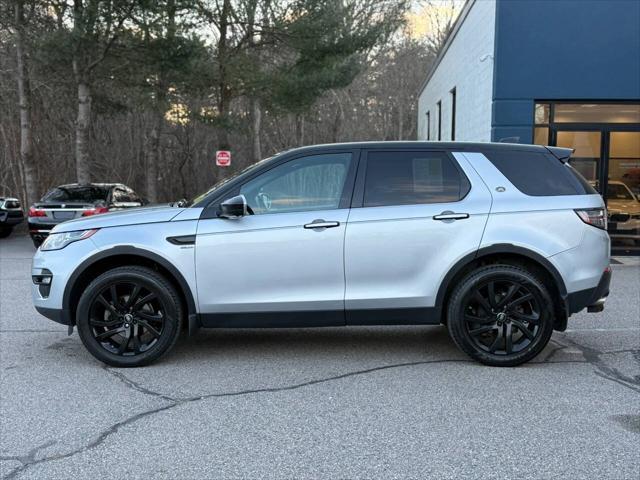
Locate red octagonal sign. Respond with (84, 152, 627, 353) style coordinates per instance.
(216, 150, 231, 167)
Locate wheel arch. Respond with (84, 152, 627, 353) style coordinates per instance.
(436, 244, 569, 331)
(63, 246, 197, 327)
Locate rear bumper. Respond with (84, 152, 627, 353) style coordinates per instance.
(28, 222, 56, 241)
(0, 211, 24, 226)
(567, 267, 612, 315)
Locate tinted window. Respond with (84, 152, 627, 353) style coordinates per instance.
(607, 183, 635, 200)
(113, 188, 134, 203)
(240, 153, 352, 214)
(42, 186, 109, 202)
(483, 150, 597, 196)
(364, 151, 469, 207)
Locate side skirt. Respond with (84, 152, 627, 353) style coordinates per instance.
(197, 307, 441, 329)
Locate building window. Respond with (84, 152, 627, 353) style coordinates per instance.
(450, 88, 456, 141)
(436, 101, 442, 141)
(426, 111, 431, 140)
(532, 101, 640, 255)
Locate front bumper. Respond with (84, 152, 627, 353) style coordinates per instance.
(567, 267, 612, 315)
(32, 235, 101, 325)
(34, 306, 73, 325)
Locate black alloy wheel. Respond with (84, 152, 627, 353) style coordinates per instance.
(462, 279, 541, 355)
(447, 264, 554, 366)
(89, 282, 165, 356)
(77, 266, 182, 367)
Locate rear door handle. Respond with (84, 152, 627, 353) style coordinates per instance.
(433, 212, 469, 221)
(304, 219, 340, 229)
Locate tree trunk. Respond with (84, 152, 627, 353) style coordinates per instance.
(75, 81, 92, 183)
(295, 114, 305, 146)
(251, 98, 262, 162)
(216, 0, 232, 152)
(145, 108, 161, 203)
(14, 0, 37, 205)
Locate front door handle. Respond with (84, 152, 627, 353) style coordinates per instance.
(433, 211, 469, 221)
(304, 219, 340, 229)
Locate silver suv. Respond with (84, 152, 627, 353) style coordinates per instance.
(31, 142, 611, 367)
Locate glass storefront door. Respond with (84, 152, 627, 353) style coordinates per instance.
(534, 102, 640, 255)
(556, 131, 601, 187)
(607, 132, 640, 251)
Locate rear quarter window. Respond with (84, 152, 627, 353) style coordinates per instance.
(483, 150, 597, 196)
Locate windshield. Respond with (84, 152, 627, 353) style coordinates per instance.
(42, 186, 109, 203)
(607, 183, 635, 201)
(187, 156, 275, 206)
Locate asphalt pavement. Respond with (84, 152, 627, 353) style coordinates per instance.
(1, 234, 639, 479)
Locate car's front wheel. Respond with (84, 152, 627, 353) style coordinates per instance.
(447, 264, 554, 367)
(76, 266, 183, 367)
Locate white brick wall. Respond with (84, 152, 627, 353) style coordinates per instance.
(417, 0, 496, 142)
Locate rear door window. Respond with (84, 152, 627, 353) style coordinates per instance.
(483, 150, 597, 196)
(363, 151, 470, 207)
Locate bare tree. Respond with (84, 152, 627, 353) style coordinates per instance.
(423, 0, 459, 57)
(69, 0, 136, 183)
(12, 0, 37, 205)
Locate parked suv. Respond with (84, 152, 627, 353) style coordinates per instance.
(31, 142, 611, 367)
(29, 183, 144, 247)
(0, 196, 24, 238)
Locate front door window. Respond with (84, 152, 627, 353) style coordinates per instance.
(239, 153, 352, 215)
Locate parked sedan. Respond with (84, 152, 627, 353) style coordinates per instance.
(0, 196, 24, 238)
(29, 183, 144, 247)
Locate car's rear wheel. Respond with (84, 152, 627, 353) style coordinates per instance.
(447, 264, 554, 367)
(0, 226, 12, 238)
(76, 266, 182, 367)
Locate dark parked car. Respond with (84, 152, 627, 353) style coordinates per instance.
(29, 183, 144, 247)
(0, 196, 24, 238)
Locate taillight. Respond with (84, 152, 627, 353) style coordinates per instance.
(28, 207, 46, 217)
(575, 208, 607, 230)
(82, 206, 109, 216)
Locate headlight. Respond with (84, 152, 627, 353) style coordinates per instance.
(40, 229, 98, 251)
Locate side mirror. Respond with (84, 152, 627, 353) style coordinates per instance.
(219, 194, 248, 219)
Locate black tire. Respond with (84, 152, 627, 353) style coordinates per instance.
(0, 227, 12, 238)
(76, 266, 183, 367)
(447, 264, 554, 367)
(31, 236, 42, 248)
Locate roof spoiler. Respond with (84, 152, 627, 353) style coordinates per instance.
(546, 146, 574, 163)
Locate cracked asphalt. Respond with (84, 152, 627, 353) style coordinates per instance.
(1, 234, 639, 479)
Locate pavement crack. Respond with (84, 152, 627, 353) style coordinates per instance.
(0, 440, 56, 464)
(183, 358, 474, 402)
(3, 353, 617, 479)
(557, 335, 640, 394)
(3, 358, 472, 478)
(103, 366, 178, 402)
(1, 404, 177, 480)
